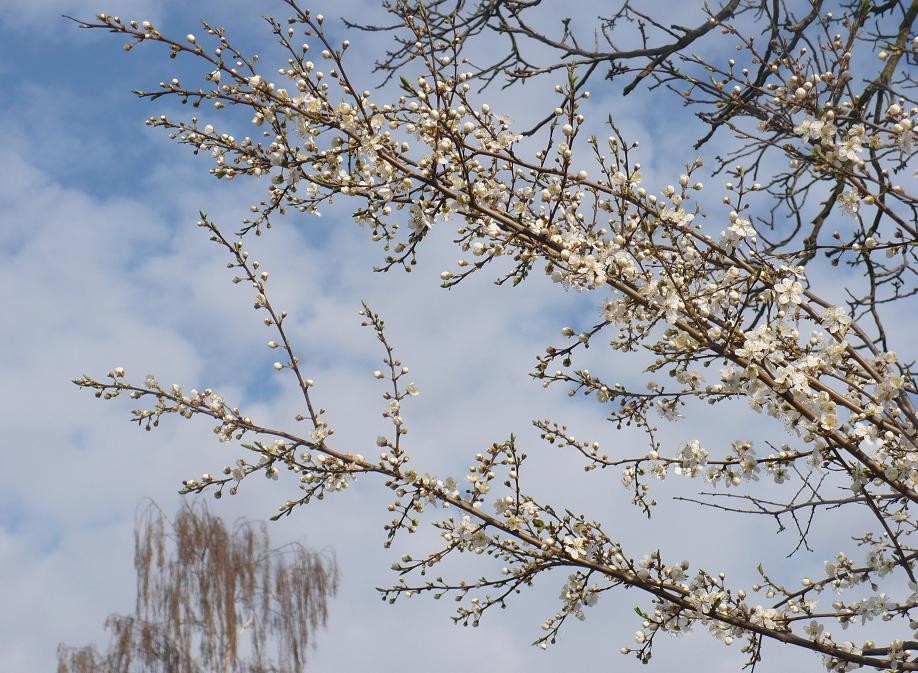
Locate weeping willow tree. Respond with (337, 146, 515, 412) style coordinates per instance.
(57, 501, 338, 673)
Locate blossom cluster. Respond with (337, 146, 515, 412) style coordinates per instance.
(73, 3, 917, 671)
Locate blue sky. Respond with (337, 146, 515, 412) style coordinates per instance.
(0, 1, 911, 672)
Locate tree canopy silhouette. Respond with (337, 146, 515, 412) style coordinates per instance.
(57, 501, 338, 673)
